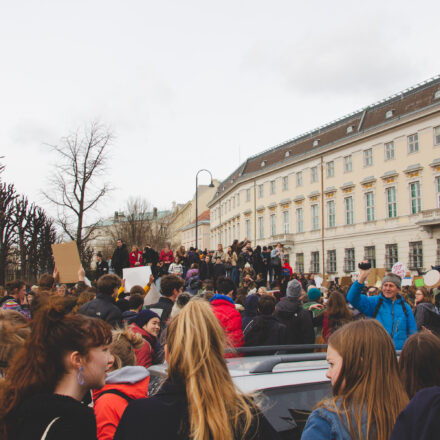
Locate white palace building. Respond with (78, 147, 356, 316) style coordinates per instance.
(208, 76, 440, 277)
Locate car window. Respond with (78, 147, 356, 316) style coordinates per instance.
(259, 381, 332, 439)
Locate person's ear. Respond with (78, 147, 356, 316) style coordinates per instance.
(68, 351, 82, 370)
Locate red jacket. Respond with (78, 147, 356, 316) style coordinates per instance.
(210, 294, 244, 357)
(130, 323, 156, 368)
(159, 249, 174, 264)
(129, 251, 143, 267)
(93, 366, 149, 440)
(282, 262, 293, 276)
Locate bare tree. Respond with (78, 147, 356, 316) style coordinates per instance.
(0, 156, 5, 176)
(43, 121, 113, 265)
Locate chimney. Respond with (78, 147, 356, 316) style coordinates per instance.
(114, 211, 119, 222)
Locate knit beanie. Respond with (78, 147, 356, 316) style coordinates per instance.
(286, 279, 302, 299)
(382, 273, 402, 290)
(307, 287, 322, 302)
(133, 309, 159, 328)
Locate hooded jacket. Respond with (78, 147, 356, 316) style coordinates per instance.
(244, 315, 286, 351)
(92, 366, 150, 440)
(78, 292, 122, 327)
(347, 280, 417, 350)
(10, 393, 97, 440)
(210, 294, 244, 354)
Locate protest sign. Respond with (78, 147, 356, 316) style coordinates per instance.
(424, 270, 440, 288)
(392, 262, 407, 279)
(414, 276, 424, 287)
(315, 276, 323, 288)
(340, 276, 352, 287)
(402, 277, 413, 287)
(123, 266, 152, 292)
(367, 268, 377, 286)
(51, 241, 82, 283)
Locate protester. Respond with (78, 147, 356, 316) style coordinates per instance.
(303, 287, 323, 318)
(275, 279, 315, 345)
(302, 319, 408, 439)
(213, 243, 226, 262)
(241, 293, 259, 332)
(159, 244, 174, 273)
(210, 276, 244, 355)
(129, 309, 162, 368)
(199, 255, 214, 281)
(112, 239, 130, 278)
(347, 262, 417, 349)
(93, 328, 149, 440)
(413, 286, 438, 331)
(1, 280, 30, 320)
(0, 299, 113, 440)
(270, 243, 284, 281)
(129, 245, 143, 268)
(121, 294, 144, 324)
(96, 253, 109, 279)
(114, 299, 278, 440)
(168, 256, 184, 277)
(213, 256, 226, 288)
(79, 274, 122, 327)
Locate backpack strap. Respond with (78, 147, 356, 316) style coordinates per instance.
(94, 389, 133, 403)
(372, 297, 383, 319)
(41, 417, 60, 440)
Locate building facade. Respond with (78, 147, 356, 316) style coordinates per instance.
(208, 76, 440, 277)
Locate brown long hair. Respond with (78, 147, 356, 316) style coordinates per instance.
(166, 300, 258, 440)
(326, 291, 352, 333)
(317, 320, 408, 440)
(0, 298, 112, 439)
(399, 331, 440, 398)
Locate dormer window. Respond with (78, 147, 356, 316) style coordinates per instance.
(435, 90, 440, 100)
(231, 178, 234, 184)
(285, 150, 291, 158)
(346, 126, 354, 134)
(313, 139, 320, 147)
(385, 109, 395, 119)
(261, 160, 266, 167)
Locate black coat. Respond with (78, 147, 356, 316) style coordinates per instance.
(244, 315, 287, 351)
(78, 292, 122, 327)
(213, 262, 226, 279)
(112, 244, 130, 271)
(199, 260, 214, 280)
(274, 297, 315, 345)
(10, 393, 97, 440)
(96, 260, 109, 279)
(143, 247, 158, 265)
(146, 296, 174, 328)
(114, 380, 280, 440)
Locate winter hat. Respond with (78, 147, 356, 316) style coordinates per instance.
(307, 287, 322, 302)
(133, 309, 159, 328)
(286, 279, 302, 299)
(382, 273, 402, 290)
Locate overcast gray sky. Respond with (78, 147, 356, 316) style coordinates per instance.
(1, 0, 439, 224)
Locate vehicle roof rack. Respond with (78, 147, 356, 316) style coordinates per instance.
(226, 344, 327, 354)
(249, 353, 328, 374)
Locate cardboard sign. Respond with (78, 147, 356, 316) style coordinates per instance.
(123, 266, 152, 293)
(376, 268, 386, 281)
(367, 268, 377, 286)
(392, 262, 407, 279)
(414, 277, 424, 287)
(340, 276, 352, 287)
(51, 241, 82, 283)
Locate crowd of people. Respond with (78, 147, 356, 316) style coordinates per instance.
(1, 238, 440, 439)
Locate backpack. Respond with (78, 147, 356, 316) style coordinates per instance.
(94, 389, 133, 403)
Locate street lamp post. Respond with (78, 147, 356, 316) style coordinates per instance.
(195, 169, 215, 250)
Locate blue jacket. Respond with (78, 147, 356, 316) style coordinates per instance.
(302, 402, 371, 439)
(347, 281, 417, 350)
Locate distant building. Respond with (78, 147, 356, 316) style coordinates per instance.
(208, 76, 440, 276)
(181, 210, 211, 251)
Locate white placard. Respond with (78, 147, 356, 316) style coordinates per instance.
(424, 270, 440, 287)
(144, 281, 160, 306)
(392, 262, 407, 278)
(123, 266, 152, 293)
(315, 276, 323, 288)
(401, 277, 413, 287)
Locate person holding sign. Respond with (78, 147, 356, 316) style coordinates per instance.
(347, 261, 417, 350)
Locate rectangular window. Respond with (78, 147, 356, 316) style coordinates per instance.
(245, 219, 251, 239)
(409, 241, 423, 270)
(385, 244, 398, 271)
(408, 133, 419, 153)
(270, 180, 276, 195)
(232, 224, 236, 241)
(237, 222, 240, 239)
(386, 187, 397, 218)
(311, 166, 318, 183)
(232, 197, 235, 209)
(282, 176, 289, 191)
(437, 239, 440, 265)
(344, 248, 355, 272)
(327, 200, 336, 227)
(327, 250, 337, 273)
(258, 217, 264, 239)
(435, 126, 440, 146)
(296, 171, 303, 187)
(385, 142, 395, 160)
(365, 192, 375, 222)
(364, 246, 376, 268)
(258, 184, 264, 198)
(345, 197, 354, 225)
(436, 176, 440, 208)
(326, 161, 335, 178)
(296, 208, 304, 233)
(270, 214, 276, 236)
(364, 148, 373, 167)
(246, 189, 251, 202)
(283, 210, 290, 234)
(344, 155, 352, 173)
(410, 182, 421, 214)
(295, 253, 304, 273)
(311, 204, 319, 230)
(311, 251, 320, 273)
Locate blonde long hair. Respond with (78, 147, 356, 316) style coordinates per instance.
(166, 299, 257, 440)
(317, 319, 408, 440)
